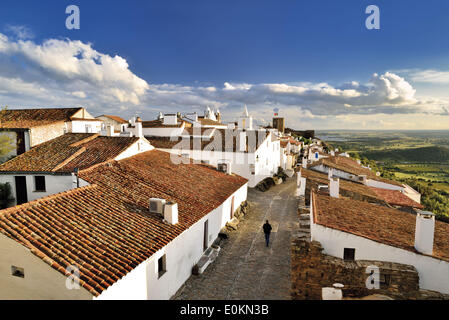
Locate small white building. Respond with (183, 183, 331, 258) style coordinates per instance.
(0, 107, 104, 162)
(310, 189, 449, 295)
(0, 129, 153, 206)
(96, 115, 128, 135)
(0, 150, 248, 300)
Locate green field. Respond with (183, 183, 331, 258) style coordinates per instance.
(317, 130, 449, 222)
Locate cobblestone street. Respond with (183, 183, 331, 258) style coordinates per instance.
(173, 177, 299, 300)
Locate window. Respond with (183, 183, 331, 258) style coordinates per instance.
(157, 255, 166, 279)
(34, 176, 46, 192)
(11, 266, 24, 278)
(343, 248, 355, 261)
(379, 274, 391, 288)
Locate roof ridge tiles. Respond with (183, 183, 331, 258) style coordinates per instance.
(69, 134, 100, 147)
(51, 147, 86, 172)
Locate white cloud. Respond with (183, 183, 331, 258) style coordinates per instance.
(0, 32, 447, 129)
(0, 33, 149, 114)
(407, 69, 449, 84)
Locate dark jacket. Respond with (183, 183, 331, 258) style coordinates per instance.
(263, 223, 272, 234)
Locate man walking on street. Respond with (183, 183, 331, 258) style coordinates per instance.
(263, 220, 272, 247)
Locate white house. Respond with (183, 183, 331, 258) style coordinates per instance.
(309, 188, 449, 295)
(0, 150, 248, 300)
(148, 127, 280, 188)
(0, 128, 153, 206)
(96, 115, 128, 135)
(0, 107, 104, 162)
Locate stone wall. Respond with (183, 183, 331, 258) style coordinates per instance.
(291, 239, 426, 300)
(30, 122, 66, 147)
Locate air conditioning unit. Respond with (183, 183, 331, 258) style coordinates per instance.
(149, 198, 166, 215)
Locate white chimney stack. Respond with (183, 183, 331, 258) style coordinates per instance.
(136, 118, 143, 138)
(164, 202, 179, 225)
(414, 211, 435, 255)
(130, 116, 136, 127)
(239, 131, 247, 152)
(302, 157, 307, 169)
(329, 177, 340, 198)
(328, 168, 334, 179)
(297, 170, 302, 186)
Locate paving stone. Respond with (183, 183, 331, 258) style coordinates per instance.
(173, 177, 298, 300)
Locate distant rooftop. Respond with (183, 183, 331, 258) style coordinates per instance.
(0, 133, 139, 173)
(0, 107, 84, 129)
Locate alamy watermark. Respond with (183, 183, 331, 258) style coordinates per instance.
(65, 265, 81, 290)
(66, 5, 80, 30)
(365, 5, 380, 30)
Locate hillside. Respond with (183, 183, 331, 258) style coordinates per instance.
(361, 146, 449, 163)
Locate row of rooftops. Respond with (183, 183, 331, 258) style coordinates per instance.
(301, 138, 449, 263)
(0, 149, 248, 296)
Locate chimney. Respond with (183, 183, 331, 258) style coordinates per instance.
(302, 157, 307, 169)
(356, 159, 361, 165)
(297, 170, 302, 186)
(239, 131, 247, 152)
(136, 118, 143, 138)
(414, 211, 435, 255)
(329, 177, 339, 198)
(130, 116, 136, 126)
(328, 168, 334, 179)
(330, 150, 335, 156)
(164, 202, 179, 225)
(322, 283, 344, 300)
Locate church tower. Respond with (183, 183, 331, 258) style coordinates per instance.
(238, 105, 253, 130)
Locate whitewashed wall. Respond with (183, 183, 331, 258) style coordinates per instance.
(158, 137, 280, 188)
(114, 138, 154, 161)
(311, 164, 404, 192)
(0, 234, 93, 300)
(365, 179, 404, 191)
(70, 120, 103, 133)
(96, 183, 248, 300)
(0, 174, 90, 206)
(311, 220, 449, 294)
(140, 126, 186, 137)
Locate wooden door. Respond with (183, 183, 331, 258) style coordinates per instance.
(14, 176, 28, 205)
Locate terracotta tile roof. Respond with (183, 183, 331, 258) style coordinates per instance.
(302, 168, 383, 203)
(141, 119, 184, 128)
(0, 134, 139, 173)
(197, 117, 223, 126)
(0, 150, 248, 296)
(0, 108, 82, 129)
(303, 168, 422, 208)
(312, 192, 449, 261)
(98, 115, 128, 124)
(146, 129, 270, 153)
(369, 187, 423, 209)
(311, 155, 403, 187)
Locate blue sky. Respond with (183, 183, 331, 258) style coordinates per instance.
(0, 0, 448, 129)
